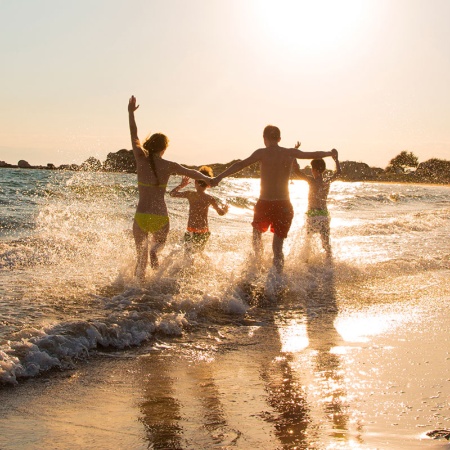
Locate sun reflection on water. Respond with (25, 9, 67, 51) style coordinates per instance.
(335, 309, 413, 343)
(277, 318, 309, 353)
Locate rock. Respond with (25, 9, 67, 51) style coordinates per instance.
(80, 157, 102, 172)
(415, 159, 450, 183)
(103, 149, 136, 173)
(18, 160, 32, 168)
(340, 161, 377, 180)
(58, 164, 80, 171)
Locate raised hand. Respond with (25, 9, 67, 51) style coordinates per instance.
(128, 95, 139, 113)
(294, 141, 301, 149)
(331, 148, 338, 160)
(180, 176, 190, 187)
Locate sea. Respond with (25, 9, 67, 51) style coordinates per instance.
(0, 168, 449, 448)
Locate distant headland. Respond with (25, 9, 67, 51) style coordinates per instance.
(1, 149, 449, 184)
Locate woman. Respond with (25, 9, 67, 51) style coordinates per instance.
(128, 95, 211, 279)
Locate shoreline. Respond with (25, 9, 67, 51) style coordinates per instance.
(1, 269, 449, 449)
(1, 165, 448, 186)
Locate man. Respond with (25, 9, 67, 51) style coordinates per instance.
(212, 125, 337, 273)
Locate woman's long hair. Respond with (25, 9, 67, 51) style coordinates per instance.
(142, 133, 169, 184)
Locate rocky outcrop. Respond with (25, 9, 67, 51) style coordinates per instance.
(414, 159, 450, 183)
(80, 157, 102, 172)
(103, 149, 136, 173)
(59, 164, 80, 171)
(18, 160, 32, 168)
(0, 161, 15, 168)
(2, 150, 448, 184)
(339, 161, 377, 180)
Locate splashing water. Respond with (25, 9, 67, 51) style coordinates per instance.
(1, 169, 449, 386)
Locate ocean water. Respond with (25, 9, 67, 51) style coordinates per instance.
(0, 168, 449, 447)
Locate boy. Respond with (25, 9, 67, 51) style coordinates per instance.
(293, 143, 341, 258)
(170, 166, 229, 254)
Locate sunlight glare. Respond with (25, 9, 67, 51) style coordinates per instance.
(278, 319, 309, 353)
(335, 310, 409, 343)
(256, 0, 367, 56)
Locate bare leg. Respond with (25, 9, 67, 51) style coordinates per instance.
(320, 230, 332, 258)
(302, 230, 312, 262)
(149, 223, 169, 269)
(133, 220, 148, 281)
(252, 228, 263, 264)
(272, 234, 285, 273)
(301, 218, 314, 262)
(320, 219, 332, 258)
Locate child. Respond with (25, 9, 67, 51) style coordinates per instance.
(170, 166, 229, 254)
(293, 144, 341, 258)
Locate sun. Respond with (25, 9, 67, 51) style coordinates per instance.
(255, 0, 368, 56)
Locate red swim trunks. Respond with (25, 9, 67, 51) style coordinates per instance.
(251, 199, 294, 239)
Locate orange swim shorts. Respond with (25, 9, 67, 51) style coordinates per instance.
(251, 199, 294, 239)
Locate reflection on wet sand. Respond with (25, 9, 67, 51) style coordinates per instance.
(302, 265, 356, 443)
(265, 264, 357, 448)
(259, 344, 311, 448)
(137, 264, 359, 449)
(139, 356, 183, 449)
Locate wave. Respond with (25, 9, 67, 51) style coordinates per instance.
(0, 237, 88, 269)
(63, 183, 138, 200)
(3, 245, 448, 386)
(0, 217, 36, 234)
(226, 196, 256, 210)
(332, 189, 450, 210)
(333, 207, 450, 236)
(0, 273, 248, 385)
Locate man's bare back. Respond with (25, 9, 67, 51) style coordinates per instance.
(257, 145, 297, 200)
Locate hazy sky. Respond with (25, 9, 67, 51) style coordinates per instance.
(1, 0, 449, 168)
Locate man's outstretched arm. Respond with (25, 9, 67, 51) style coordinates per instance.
(212, 150, 262, 186)
(290, 148, 337, 160)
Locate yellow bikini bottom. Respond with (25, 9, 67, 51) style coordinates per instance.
(134, 212, 169, 233)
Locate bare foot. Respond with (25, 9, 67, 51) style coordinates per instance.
(134, 264, 146, 283)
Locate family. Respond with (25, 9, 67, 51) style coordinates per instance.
(128, 96, 341, 281)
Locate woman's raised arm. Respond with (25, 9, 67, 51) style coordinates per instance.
(128, 96, 145, 158)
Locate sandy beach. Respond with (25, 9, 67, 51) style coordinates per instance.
(1, 266, 448, 450)
(2, 0, 450, 446)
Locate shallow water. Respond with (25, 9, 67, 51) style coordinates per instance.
(1, 168, 449, 448)
(1, 270, 448, 449)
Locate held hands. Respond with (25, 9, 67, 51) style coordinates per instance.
(209, 177, 220, 188)
(128, 95, 139, 113)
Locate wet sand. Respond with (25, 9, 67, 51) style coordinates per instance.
(1, 269, 449, 449)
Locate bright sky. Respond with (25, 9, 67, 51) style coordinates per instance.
(1, 0, 449, 168)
